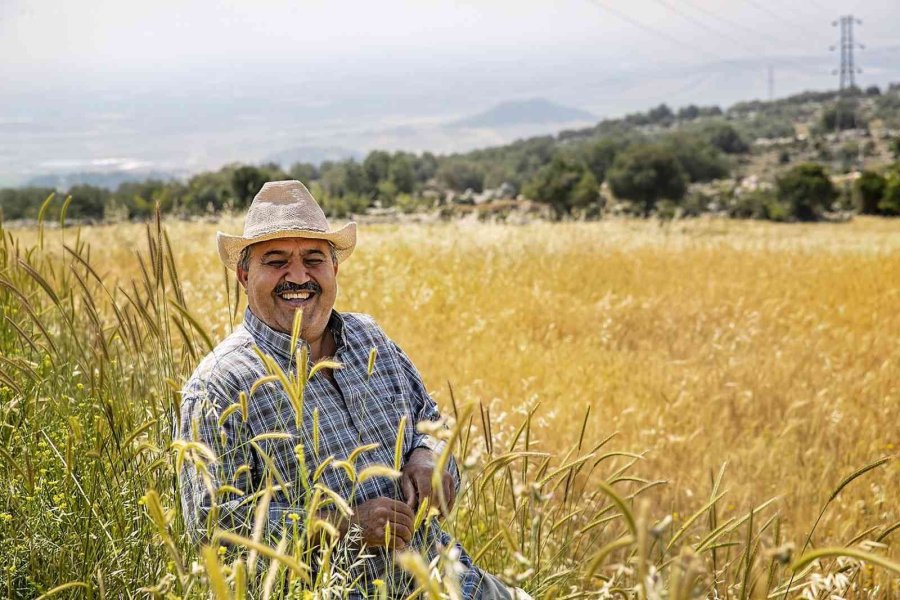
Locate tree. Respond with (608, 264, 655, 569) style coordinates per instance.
(435, 160, 484, 192)
(66, 185, 109, 220)
(523, 155, 597, 219)
(320, 160, 370, 200)
(879, 165, 900, 216)
(677, 105, 700, 120)
(820, 99, 866, 132)
(231, 166, 270, 209)
(661, 133, 730, 182)
(583, 138, 625, 183)
(776, 163, 836, 221)
(647, 103, 674, 124)
(288, 162, 319, 183)
(363, 151, 391, 188)
(607, 144, 688, 215)
(388, 154, 416, 195)
(112, 180, 167, 218)
(0, 187, 56, 220)
(570, 170, 600, 212)
(854, 170, 886, 214)
(182, 170, 234, 213)
(700, 122, 749, 154)
(412, 152, 438, 183)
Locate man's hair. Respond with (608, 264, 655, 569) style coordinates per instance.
(237, 241, 337, 272)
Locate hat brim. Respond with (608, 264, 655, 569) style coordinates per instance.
(216, 222, 357, 269)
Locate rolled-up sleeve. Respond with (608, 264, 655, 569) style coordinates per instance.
(391, 342, 461, 492)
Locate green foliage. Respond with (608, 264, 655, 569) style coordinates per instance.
(581, 137, 629, 183)
(607, 144, 688, 215)
(873, 91, 900, 128)
(854, 170, 886, 214)
(879, 164, 900, 216)
(182, 170, 234, 213)
(819, 99, 867, 132)
(320, 160, 371, 200)
(435, 158, 485, 192)
(890, 137, 900, 160)
(363, 150, 391, 189)
(776, 163, 836, 221)
(728, 189, 789, 221)
(739, 114, 796, 140)
(837, 141, 860, 173)
(65, 185, 110, 220)
(660, 132, 730, 182)
(113, 179, 183, 218)
(698, 121, 749, 154)
(0, 187, 56, 220)
(232, 164, 287, 209)
(523, 155, 598, 219)
(288, 162, 319, 182)
(307, 182, 369, 218)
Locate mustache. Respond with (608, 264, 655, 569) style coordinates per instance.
(274, 281, 321, 295)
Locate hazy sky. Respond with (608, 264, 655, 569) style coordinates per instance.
(4, 0, 897, 77)
(2, 1, 899, 184)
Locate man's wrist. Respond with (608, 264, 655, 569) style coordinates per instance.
(409, 433, 447, 458)
(407, 446, 436, 465)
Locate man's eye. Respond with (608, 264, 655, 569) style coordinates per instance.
(265, 261, 287, 268)
(306, 259, 324, 266)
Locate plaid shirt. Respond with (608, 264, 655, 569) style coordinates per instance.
(178, 308, 495, 598)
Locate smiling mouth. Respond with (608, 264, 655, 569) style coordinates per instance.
(277, 290, 315, 305)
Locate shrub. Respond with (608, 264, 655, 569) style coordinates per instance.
(776, 163, 836, 221)
(728, 189, 788, 221)
(819, 99, 867, 132)
(879, 166, 900, 216)
(854, 170, 886, 214)
(523, 155, 599, 219)
(607, 144, 688, 216)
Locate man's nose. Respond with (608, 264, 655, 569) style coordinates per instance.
(283, 259, 312, 284)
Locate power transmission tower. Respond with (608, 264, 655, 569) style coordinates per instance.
(831, 15, 863, 91)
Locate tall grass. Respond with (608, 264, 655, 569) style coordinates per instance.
(0, 206, 897, 598)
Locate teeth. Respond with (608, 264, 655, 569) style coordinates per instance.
(281, 292, 311, 300)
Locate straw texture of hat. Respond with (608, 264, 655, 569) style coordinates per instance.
(216, 180, 357, 269)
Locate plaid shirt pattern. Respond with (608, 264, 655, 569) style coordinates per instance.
(178, 308, 493, 598)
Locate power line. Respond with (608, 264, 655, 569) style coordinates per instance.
(584, 0, 725, 63)
(650, 0, 811, 65)
(739, 0, 831, 42)
(676, 0, 814, 53)
(591, 0, 825, 90)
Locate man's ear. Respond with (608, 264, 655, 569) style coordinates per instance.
(236, 266, 249, 290)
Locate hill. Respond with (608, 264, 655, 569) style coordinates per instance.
(452, 98, 595, 128)
(3, 83, 900, 223)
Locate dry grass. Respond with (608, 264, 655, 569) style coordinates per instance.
(2, 214, 898, 598)
(40, 216, 896, 544)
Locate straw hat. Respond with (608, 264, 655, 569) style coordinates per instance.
(216, 180, 357, 269)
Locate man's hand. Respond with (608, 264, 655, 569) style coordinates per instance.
(346, 497, 415, 549)
(400, 447, 456, 518)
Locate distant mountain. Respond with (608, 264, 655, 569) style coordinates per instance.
(267, 145, 363, 167)
(452, 98, 595, 128)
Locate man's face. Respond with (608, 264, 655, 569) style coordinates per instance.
(237, 237, 339, 339)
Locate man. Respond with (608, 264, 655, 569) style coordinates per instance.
(178, 181, 522, 598)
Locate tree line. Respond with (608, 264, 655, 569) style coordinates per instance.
(3, 85, 900, 223)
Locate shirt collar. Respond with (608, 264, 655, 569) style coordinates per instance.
(242, 308, 346, 363)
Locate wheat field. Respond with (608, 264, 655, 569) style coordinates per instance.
(0, 212, 897, 598)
